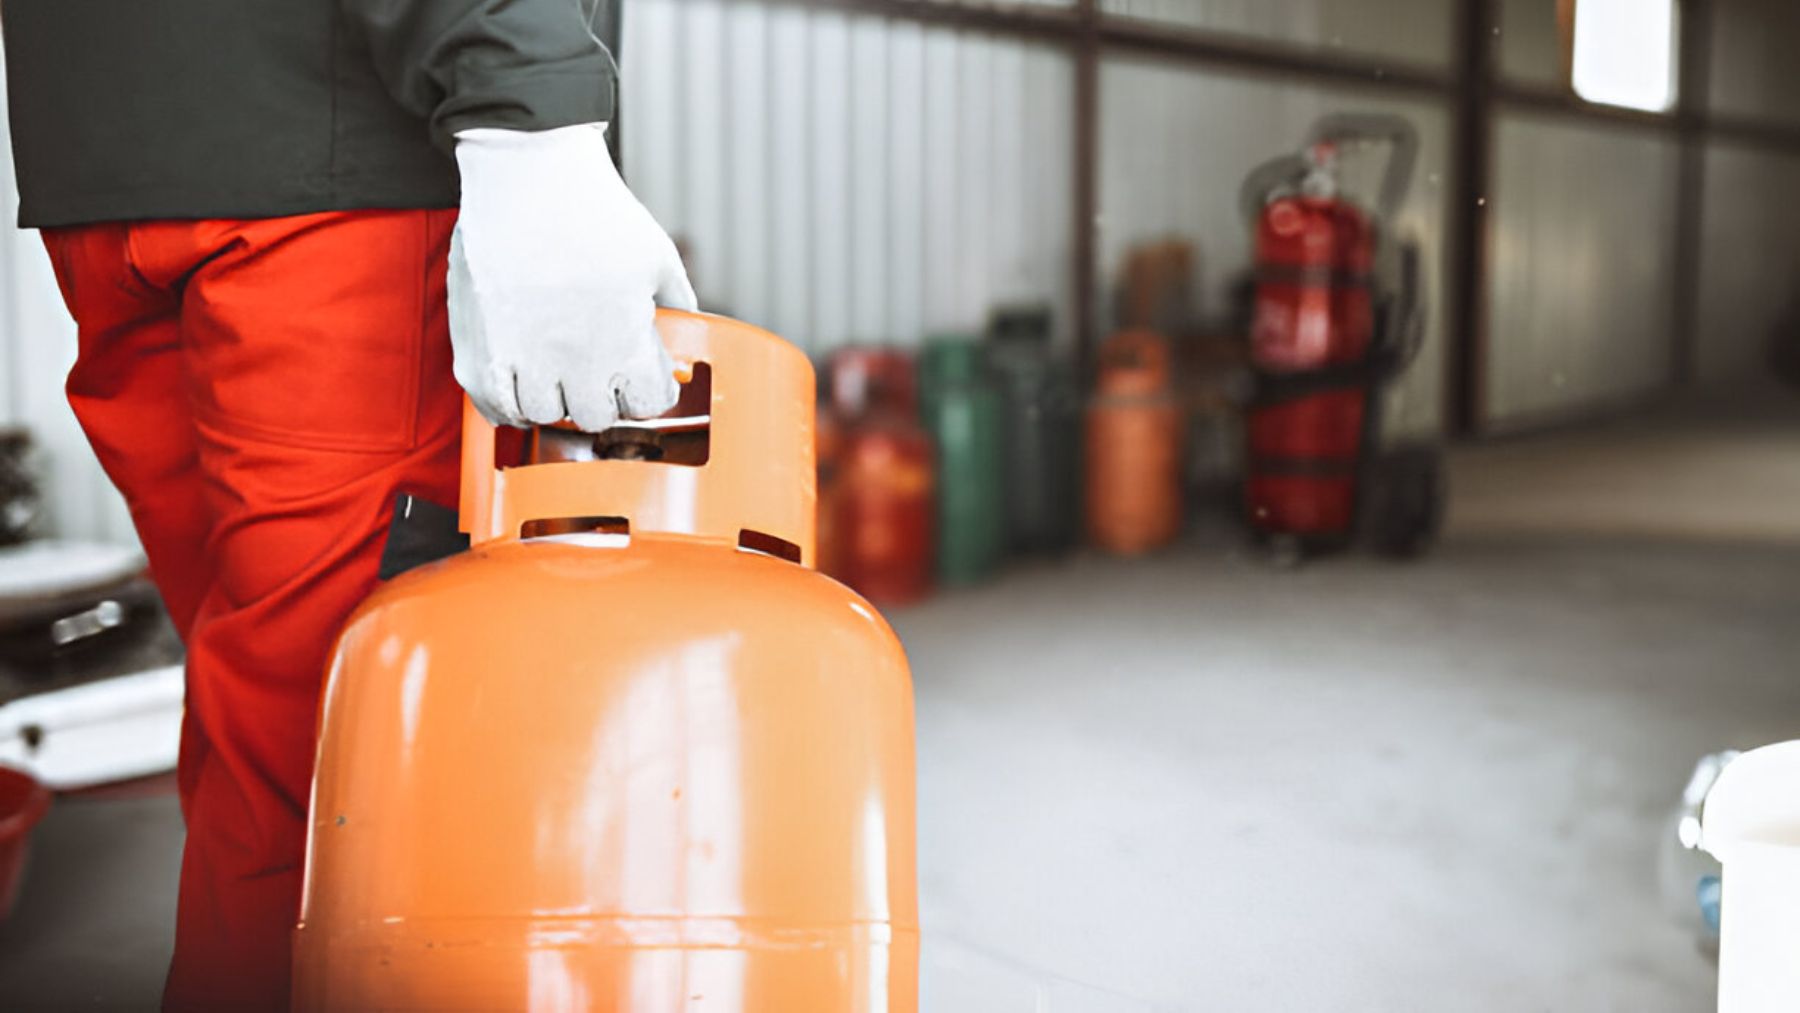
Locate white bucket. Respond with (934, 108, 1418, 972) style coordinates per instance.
(1702, 740, 1800, 1013)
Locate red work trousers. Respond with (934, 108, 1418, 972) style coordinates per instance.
(41, 210, 464, 1010)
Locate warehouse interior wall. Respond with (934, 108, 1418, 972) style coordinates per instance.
(1708, 0, 1800, 129)
(1496, 0, 1565, 87)
(1483, 112, 1681, 425)
(621, 0, 1077, 357)
(1487, 0, 1800, 411)
(1484, 0, 1688, 428)
(1100, 0, 1456, 69)
(2, 0, 1799, 542)
(1695, 143, 1800, 383)
(1692, 0, 1800, 385)
(0, 48, 134, 545)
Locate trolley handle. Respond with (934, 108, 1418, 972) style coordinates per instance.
(1237, 153, 1312, 231)
(1384, 237, 1426, 371)
(1307, 113, 1420, 223)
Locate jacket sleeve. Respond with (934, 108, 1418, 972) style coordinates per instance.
(343, 0, 618, 151)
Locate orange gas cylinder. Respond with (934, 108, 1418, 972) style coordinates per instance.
(294, 312, 918, 1011)
(1085, 329, 1184, 555)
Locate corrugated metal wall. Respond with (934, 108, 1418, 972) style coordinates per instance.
(1100, 0, 1455, 68)
(1, 0, 1081, 542)
(1710, 0, 1800, 128)
(1497, 0, 1562, 87)
(1484, 112, 1681, 424)
(621, 0, 1076, 355)
(1489, 0, 1800, 403)
(2, 0, 1797, 542)
(1097, 58, 1452, 437)
(0, 49, 135, 544)
(1497, 0, 1800, 116)
(1692, 0, 1800, 384)
(1483, 1, 1694, 427)
(1695, 146, 1800, 383)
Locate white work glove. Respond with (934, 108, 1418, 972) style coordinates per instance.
(449, 122, 696, 432)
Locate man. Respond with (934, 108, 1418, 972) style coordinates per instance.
(0, 1, 691, 1006)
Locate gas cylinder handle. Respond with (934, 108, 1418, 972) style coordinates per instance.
(1306, 113, 1419, 222)
(459, 310, 818, 562)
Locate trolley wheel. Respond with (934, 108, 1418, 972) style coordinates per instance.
(1245, 531, 1308, 569)
(1365, 443, 1445, 559)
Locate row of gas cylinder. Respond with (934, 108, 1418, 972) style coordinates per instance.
(816, 318, 1185, 605)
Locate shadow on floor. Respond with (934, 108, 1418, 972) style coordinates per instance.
(0, 789, 181, 1009)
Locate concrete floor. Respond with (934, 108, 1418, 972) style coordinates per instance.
(1448, 383, 1800, 546)
(0, 789, 182, 1009)
(910, 535, 1797, 1010)
(4, 403, 1798, 1010)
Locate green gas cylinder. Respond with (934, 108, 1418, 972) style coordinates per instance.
(919, 335, 1006, 585)
(987, 306, 1081, 553)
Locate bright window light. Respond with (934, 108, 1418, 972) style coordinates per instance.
(1571, 0, 1678, 112)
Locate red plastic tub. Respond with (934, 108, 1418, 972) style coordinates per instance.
(0, 765, 51, 919)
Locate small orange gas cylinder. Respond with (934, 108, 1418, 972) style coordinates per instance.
(1085, 329, 1185, 555)
(294, 312, 918, 1011)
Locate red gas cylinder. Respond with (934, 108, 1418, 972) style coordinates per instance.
(832, 415, 934, 606)
(826, 347, 919, 420)
(823, 347, 934, 605)
(294, 312, 918, 1011)
(1085, 330, 1184, 555)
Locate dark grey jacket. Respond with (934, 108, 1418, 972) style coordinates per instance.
(1, 0, 619, 227)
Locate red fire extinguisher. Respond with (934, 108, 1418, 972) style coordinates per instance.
(1240, 114, 1443, 560)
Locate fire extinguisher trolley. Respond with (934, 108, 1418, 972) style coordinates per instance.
(1240, 113, 1445, 560)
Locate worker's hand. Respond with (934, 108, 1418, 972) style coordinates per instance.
(448, 122, 696, 432)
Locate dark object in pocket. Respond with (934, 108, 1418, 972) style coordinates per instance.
(378, 494, 469, 581)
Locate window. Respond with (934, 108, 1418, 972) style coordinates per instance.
(1570, 0, 1679, 112)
